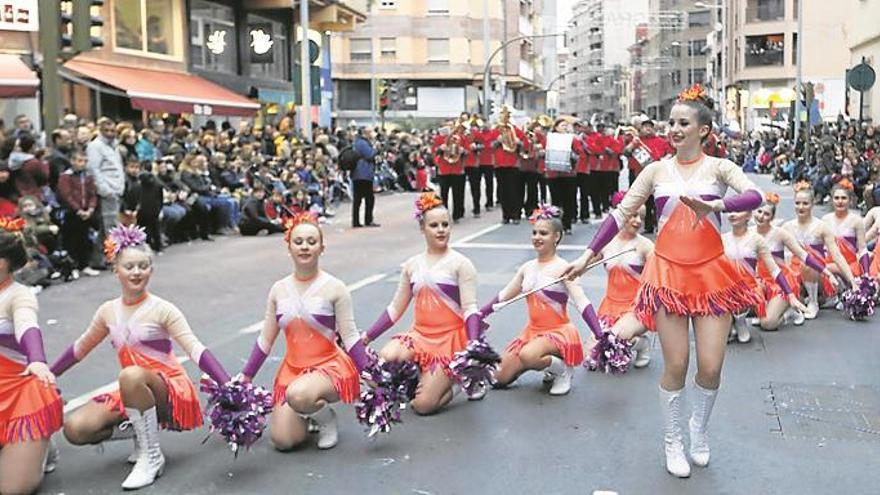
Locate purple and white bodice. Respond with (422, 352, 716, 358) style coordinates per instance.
(275, 274, 338, 343)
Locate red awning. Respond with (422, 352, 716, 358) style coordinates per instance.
(0, 54, 39, 98)
(64, 59, 260, 117)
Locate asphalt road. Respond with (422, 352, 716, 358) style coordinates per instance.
(36, 176, 880, 495)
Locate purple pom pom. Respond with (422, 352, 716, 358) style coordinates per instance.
(449, 338, 501, 395)
(585, 328, 633, 375)
(200, 377, 274, 456)
(841, 275, 879, 321)
(355, 360, 420, 437)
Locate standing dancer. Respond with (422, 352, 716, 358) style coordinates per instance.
(782, 183, 855, 319)
(722, 210, 804, 343)
(479, 205, 599, 395)
(594, 198, 654, 368)
(820, 181, 870, 279)
(364, 193, 484, 414)
(240, 213, 370, 451)
(51, 225, 232, 490)
(753, 197, 828, 330)
(0, 222, 62, 495)
(563, 85, 764, 478)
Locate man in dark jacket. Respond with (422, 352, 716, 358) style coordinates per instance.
(352, 127, 379, 228)
(57, 151, 98, 275)
(239, 184, 284, 236)
(48, 129, 73, 190)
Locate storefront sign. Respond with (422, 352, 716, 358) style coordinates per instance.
(206, 30, 228, 55)
(193, 104, 213, 115)
(0, 0, 38, 32)
(249, 23, 274, 63)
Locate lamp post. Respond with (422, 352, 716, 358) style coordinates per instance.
(695, 1, 725, 125)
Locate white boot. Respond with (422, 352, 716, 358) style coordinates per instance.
(306, 405, 338, 450)
(804, 282, 819, 319)
(633, 337, 652, 368)
(121, 407, 165, 490)
(688, 381, 719, 468)
(735, 314, 751, 343)
(127, 436, 141, 464)
(782, 307, 805, 327)
(546, 356, 572, 396)
(659, 386, 690, 478)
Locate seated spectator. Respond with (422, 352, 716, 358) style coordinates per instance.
(8, 133, 50, 202)
(239, 184, 283, 236)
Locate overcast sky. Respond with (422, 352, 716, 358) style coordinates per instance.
(557, 0, 576, 48)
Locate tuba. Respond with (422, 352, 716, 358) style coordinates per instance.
(445, 131, 464, 163)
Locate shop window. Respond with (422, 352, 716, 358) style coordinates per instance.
(190, 0, 236, 73)
(247, 14, 289, 81)
(350, 38, 372, 62)
(114, 0, 179, 57)
(427, 38, 449, 63)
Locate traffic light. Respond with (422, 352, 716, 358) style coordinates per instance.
(486, 99, 495, 117)
(73, 0, 105, 53)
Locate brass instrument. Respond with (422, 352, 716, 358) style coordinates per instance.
(444, 131, 465, 163)
(536, 114, 554, 129)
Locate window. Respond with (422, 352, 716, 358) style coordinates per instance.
(427, 38, 449, 63)
(379, 0, 397, 8)
(691, 69, 707, 84)
(426, 0, 449, 15)
(688, 10, 711, 27)
(670, 70, 681, 85)
(349, 38, 372, 62)
(190, 0, 235, 72)
(247, 14, 289, 81)
(689, 39, 707, 56)
(380, 37, 396, 59)
(339, 80, 372, 110)
(748, 0, 784, 22)
(745, 33, 784, 67)
(114, 0, 179, 57)
(792, 33, 797, 64)
(670, 44, 681, 58)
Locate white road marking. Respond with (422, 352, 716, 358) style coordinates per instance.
(452, 242, 585, 251)
(63, 272, 389, 413)
(455, 223, 502, 244)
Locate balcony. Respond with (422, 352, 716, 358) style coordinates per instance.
(745, 34, 785, 67)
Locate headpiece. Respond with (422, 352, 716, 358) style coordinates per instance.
(0, 217, 26, 234)
(764, 192, 780, 205)
(528, 204, 562, 223)
(104, 224, 148, 263)
(835, 178, 855, 191)
(283, 211, 320, 244)
(414, 192, 444, 222)
(793, 180, 812, 193)
(677, 84, 709, 104)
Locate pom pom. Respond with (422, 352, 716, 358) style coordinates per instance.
(528, 203, 562, 223)
(200, 377, 274, 456)
(414, 192, 444, 222)
(355, 359, 420, 437)
(448, 338, 501, 395)
(584, 326, 633, 375)
(841, 275, 879, 321)
(104, 225, 147, 263)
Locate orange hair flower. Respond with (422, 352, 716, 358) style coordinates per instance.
(793, 180, 812, 193)
(836, 178, 854, 191)
(677, 84, 708, 103)
(283, 212, 320, 244)
(0, 217, 25, 233)
(764, 192, 780, 205)
(414, 192, 444, 222)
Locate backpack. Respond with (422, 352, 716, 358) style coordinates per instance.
(337, 145, 362, 171)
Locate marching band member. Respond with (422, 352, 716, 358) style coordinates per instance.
(52, 225, 232, 490)
(465, 115, 487, 218)
(596, 124, 625, 214)
(520, 119, 545, 216)
(564, 85, 764, 478)
(491, 106, 526, 224)
(624, 117, 674, 233)
(576, 121, 600, 223)
(432, 123, 468, 222)
(474, 118, 497, 212)
(240, 213, 370, 451)
(364, 193, 485, 414)
(480, 205, 598, 395)
(546, 118, 581, 235)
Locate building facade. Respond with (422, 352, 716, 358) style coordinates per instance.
(846, 0, 880, 123)
(330, 0, 546, 126)
(0, 0, 40, 131)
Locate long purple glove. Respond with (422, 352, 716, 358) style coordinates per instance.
(346, 340, 372, 372)
(365, 309, 395, 342)
(722, 189, 763, 212)
(465, 313, 484, 341)
(588, 214, 621, 253)
(859, 252, 871, 274)
(581, 305, 604, 340)
(775, 271, 794, 295)
(479, 296, 500, 318)
(50, 345, 78, 376)
(198, 349, 231, 384)
(18, 327, 47, 364)
(805, 253, 827, 273)
(242, 341, 268, 379)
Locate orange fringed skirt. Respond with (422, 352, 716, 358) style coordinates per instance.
(871, 242, 880, 278)
(757, 261, 800, 315)
(824, 238, 863, 277)
(598, 266, 640, 327)
(94, 347, 203, 431)
(791, 246, 836, 297)
(393, 289, 467, 376)
(0, 354, 62, 445)
(272, 318, 359, 406)
(634, 205, 761, 331)
(505, 295, 584, 366)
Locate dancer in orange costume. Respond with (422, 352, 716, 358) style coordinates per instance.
(782, 183, 854, 319)
(479, 205, 600, 396)
(722, 210, 807, 344)
(364, 193, 485, 414)
(753, 196, 830, 331)
(0, 220, 62, 495)
(51, 225, 232, 490)
(865, 206, 880, 278)
(564, 85, 763, 478)
(593, 199, 655, 368)
(821, 181, 870, 280)
(240, 213, 370, 451)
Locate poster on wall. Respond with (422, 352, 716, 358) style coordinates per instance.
(0, 0, 38, 32)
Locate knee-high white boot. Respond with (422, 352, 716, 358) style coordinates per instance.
(304, 405, 338, 450)
(121, 407, 165, 490)
(804, 281, 819, 319)
(659, 386, 690, 478)
(688, 381, 719, 467)
(547, 355, 572, 396)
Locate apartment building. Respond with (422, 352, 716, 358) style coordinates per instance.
(331, 0, 547, 126)
(846, 0, 880, 123)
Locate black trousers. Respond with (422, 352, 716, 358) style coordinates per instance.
(629, 169, 656, 231)
(438, 174, 466, 220)
(538, 175, 549, 205)
(548, 175, 577, 231)
(61, 210, 96, 270)
(522, 171, 540, 215)
(465, 167, 482, 215)
(600, 170, 619, 212)
(495, 168, 522, 222)
(352, 179, 375, 226)
(240, 218, 284, 236)
(479, 165, 495, 208)
(137, 214, 162, 252)
(587, 172, 604, 218)
(577, 173, 592, 220)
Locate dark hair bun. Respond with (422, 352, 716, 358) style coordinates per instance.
(0, 232, 27, 272)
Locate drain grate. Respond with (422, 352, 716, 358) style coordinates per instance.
(766, 382, 880, 442)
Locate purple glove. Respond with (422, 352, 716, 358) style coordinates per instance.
(859, 252, 871, 274)
(50, 344, 79, 376)
(198, 349, 231, 384)
(242, 341, 268, 379)
(479, 296, 500, 319)
(805, 253, 827, 273)
(465, 313, 484, 341)
(775, 271, 794, 295)
(722, 189, 763, 212)
(366, 309, 395, 342)
(588, 214, 621, 254)
(581, 305, 604, 340)
(346, 340, 372, 372)
(18, 327, 47, 364)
